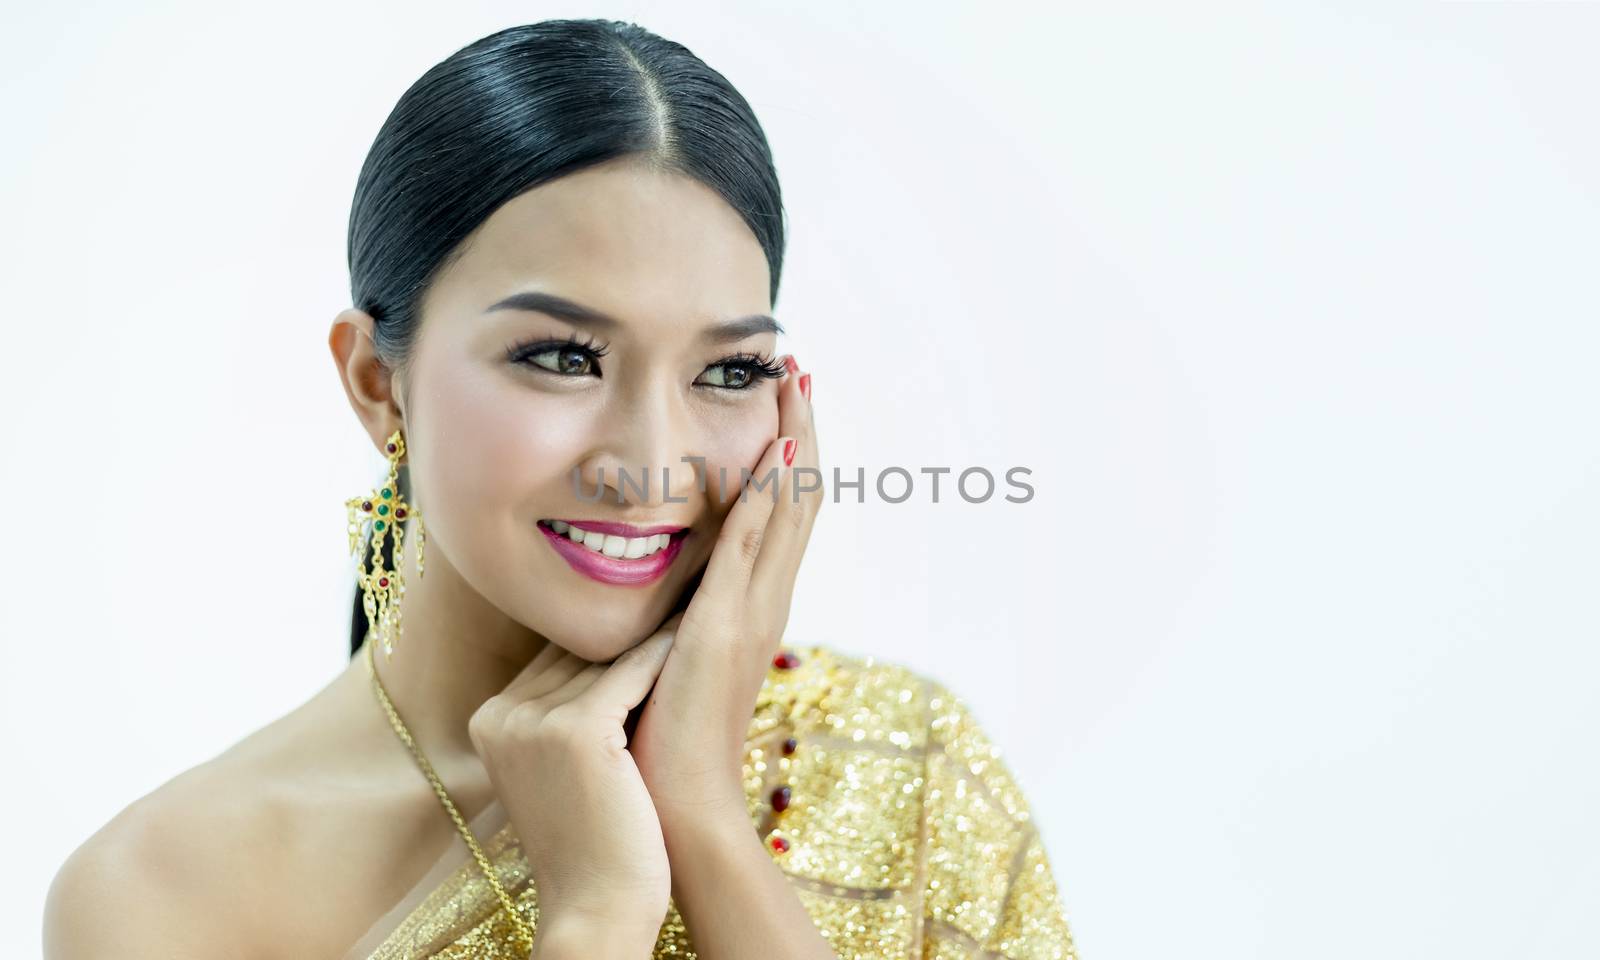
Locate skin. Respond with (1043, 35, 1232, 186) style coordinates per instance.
(43, 156, 829, 960)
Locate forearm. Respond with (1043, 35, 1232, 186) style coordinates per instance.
(661, 810, 837, 960)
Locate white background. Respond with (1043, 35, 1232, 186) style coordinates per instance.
(3, 3, 1597, 958)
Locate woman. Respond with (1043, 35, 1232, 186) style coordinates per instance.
(44, 19, 1079, 960)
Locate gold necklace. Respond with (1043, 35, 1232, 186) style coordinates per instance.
(364, 637, 536, 955)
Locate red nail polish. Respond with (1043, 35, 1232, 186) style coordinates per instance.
(784, 355, 799, 374)
(798, 373, 811, 401)
(783, 438, 796, 466)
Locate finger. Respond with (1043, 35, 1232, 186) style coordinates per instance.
(569, 627, 677, 719)
(750, 359, 820, 604)
(549, 612, 683, 704)
(523, 637, 570, 678)
(500, 644, 590, 702)
(532, 659, 606, 706)
(692, 431, 791, 623)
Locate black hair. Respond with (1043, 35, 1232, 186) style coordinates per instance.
(345, 19, 787, 658)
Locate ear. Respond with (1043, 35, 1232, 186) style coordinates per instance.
(328, 308, 406, 454)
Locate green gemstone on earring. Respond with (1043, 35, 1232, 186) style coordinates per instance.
(381, 488, 392, 499)
(374, 520, 386, 531)
(378, 505, 389, 516)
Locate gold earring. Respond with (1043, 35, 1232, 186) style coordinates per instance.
(346, 429, 424, 660)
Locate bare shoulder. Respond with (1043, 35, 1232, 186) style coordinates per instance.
(44, 657, 432, 960)
(44, 756, 285, 960)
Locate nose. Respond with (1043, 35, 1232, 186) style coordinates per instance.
(572, 387, 703, 509)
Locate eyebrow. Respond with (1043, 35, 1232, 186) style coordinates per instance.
(484, 291, 784, 344)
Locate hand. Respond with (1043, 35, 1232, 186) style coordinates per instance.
(628, 357, 821, 832)
(467, 623, 681, 931)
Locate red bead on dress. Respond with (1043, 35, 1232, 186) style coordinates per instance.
(772, 651, 801, 670)
(769, 835, 790, 853)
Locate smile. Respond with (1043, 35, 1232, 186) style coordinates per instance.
(536, 519, 690, 586)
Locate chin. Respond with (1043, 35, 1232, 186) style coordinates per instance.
(540, 595, 674, 661)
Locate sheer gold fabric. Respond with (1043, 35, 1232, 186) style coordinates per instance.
(341, 644, 1080, 959)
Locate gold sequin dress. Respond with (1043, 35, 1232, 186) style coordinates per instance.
(340, 644, 1081, 959)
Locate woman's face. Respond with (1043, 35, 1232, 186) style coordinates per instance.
(398, 158, 780, 661)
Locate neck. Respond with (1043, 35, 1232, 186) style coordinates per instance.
(359, 525, 554, 766)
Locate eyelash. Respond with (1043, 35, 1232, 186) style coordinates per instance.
(504, 333, 786, 391)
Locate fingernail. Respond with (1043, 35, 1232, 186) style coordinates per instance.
(798, 373, 811, 401)
(784, 355, 800, 374)
(783, 438, 797, 466)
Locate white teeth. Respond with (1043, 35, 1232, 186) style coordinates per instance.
(546, 521, 675, 560)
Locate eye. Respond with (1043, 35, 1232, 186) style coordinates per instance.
(529, 346, 595, 376)
(505, 334, 610, 378)
(695, 352, 787, 391)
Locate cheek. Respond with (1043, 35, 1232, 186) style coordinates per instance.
(416, 370, 596, 524)
(699, 399, 780, 511)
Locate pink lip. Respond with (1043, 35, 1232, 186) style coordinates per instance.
(537, 521, 689, 586)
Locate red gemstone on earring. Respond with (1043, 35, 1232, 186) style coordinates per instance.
(395, 508, 406, 519)
(770, 785, 792, 812)
(378, 577, 389, 588)
(773, 651, 800, 670)
(362, 501, 373, 511)
(386, 443, 397, 454)
(782, 737, 798, 756)
(769, 835, 790, 854)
